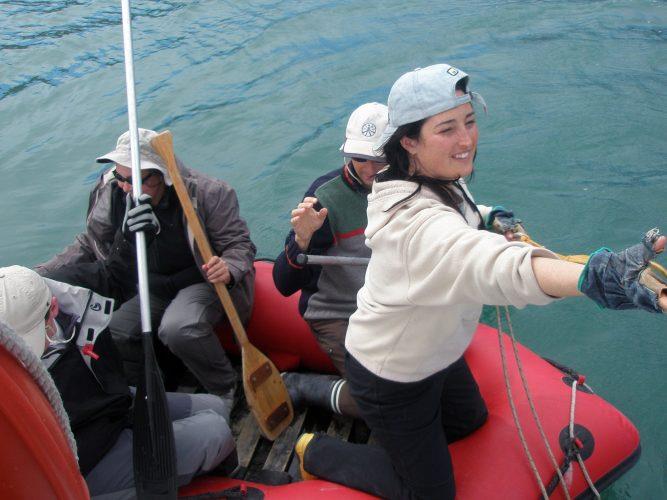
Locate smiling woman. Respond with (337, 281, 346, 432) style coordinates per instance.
(292, 63, 666, 500)
(400, 91, 479, 181)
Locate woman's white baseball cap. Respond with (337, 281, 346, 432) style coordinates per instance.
(375, 63, 486, 152)
(340, 102, 389, 161)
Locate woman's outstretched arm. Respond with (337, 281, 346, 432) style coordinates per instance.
(531, 234, 667, 311)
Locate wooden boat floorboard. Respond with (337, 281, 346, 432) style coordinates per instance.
(226, 388, 369, 481)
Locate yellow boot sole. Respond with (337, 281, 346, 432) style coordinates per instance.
(295, 433, 317, 480)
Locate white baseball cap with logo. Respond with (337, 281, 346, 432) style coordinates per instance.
(340, 102, 389, 162)
(96, 128, 173, 186)
(0, 266, 52, 357)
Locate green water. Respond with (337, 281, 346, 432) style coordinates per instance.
(1, 1, 665, 497)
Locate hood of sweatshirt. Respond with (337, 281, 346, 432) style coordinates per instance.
(365, 178, 481, 241)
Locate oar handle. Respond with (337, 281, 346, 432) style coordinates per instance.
(151, 131, 251, 348)
(296, 254, 370, 266)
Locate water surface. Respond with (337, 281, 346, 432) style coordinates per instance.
(0, 1, 665, 497)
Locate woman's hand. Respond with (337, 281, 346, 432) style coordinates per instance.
(579, 229, 666, 313)
(487, 206, 525, 242)
(202, 255, 231, 285)
(291, 197, 328, 251)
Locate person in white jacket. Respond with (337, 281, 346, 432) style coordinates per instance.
(292, 63, 667, 499)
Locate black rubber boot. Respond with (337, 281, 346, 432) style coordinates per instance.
(282, 372, 339, 411)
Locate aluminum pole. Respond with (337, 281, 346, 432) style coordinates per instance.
(120, 0, 152, 334)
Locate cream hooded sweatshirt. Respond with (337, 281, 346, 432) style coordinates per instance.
(345, 179, 557, 383)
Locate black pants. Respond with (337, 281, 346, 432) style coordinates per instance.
(305, 354, 488, 500)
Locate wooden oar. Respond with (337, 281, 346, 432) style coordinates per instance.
(151, 131, 293, 441)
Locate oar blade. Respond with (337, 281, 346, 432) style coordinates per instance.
(242, 344, 294, 441)
(133, 333, 177, 499)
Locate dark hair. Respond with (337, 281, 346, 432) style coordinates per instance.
(381, 119, 425, 182)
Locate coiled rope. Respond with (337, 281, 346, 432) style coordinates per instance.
(0, 320, 78, 460)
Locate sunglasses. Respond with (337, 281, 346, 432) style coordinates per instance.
(112, 169, 160, 186)
(351, 157, 387, 166)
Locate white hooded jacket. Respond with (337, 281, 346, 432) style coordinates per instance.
(345, 179, 557, 382)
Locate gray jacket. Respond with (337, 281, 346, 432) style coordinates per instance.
(36, 157, 256, 322)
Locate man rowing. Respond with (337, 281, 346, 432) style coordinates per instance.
(36, 128, 256, 407)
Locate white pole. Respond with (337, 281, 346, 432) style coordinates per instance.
(120, 0, 152, 334)
(118, 4, 176, 498)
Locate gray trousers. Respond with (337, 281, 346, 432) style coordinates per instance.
(110, 283, 237, 395)
(85, 391, 234, 499)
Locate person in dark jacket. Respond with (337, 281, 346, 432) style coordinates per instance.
(273, 103, 388, 418)
(0, 265, 237, 497)
(36, 128, 256, 405)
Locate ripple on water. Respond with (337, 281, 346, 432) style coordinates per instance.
(0, 2, 665, 497)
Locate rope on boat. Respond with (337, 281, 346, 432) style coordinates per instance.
(500, 306, 571, 500)
(495, 306, 550, 500)
(0, 320, 78, 460)
(569, 380, 601, 499)
(519, 234, 667, 282)
(499, 306, 604, 499)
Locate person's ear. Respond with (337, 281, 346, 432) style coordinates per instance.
(400, 135, 418, 155)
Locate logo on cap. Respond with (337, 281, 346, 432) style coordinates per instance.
(447, 67, 459, 76)
(361, 122, 376, 137)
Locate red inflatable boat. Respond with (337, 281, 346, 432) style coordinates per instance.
(0, 261, 640, 499)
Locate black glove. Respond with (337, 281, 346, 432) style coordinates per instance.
(578, 228, 665, 313)
(122, 193, 160, 242)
